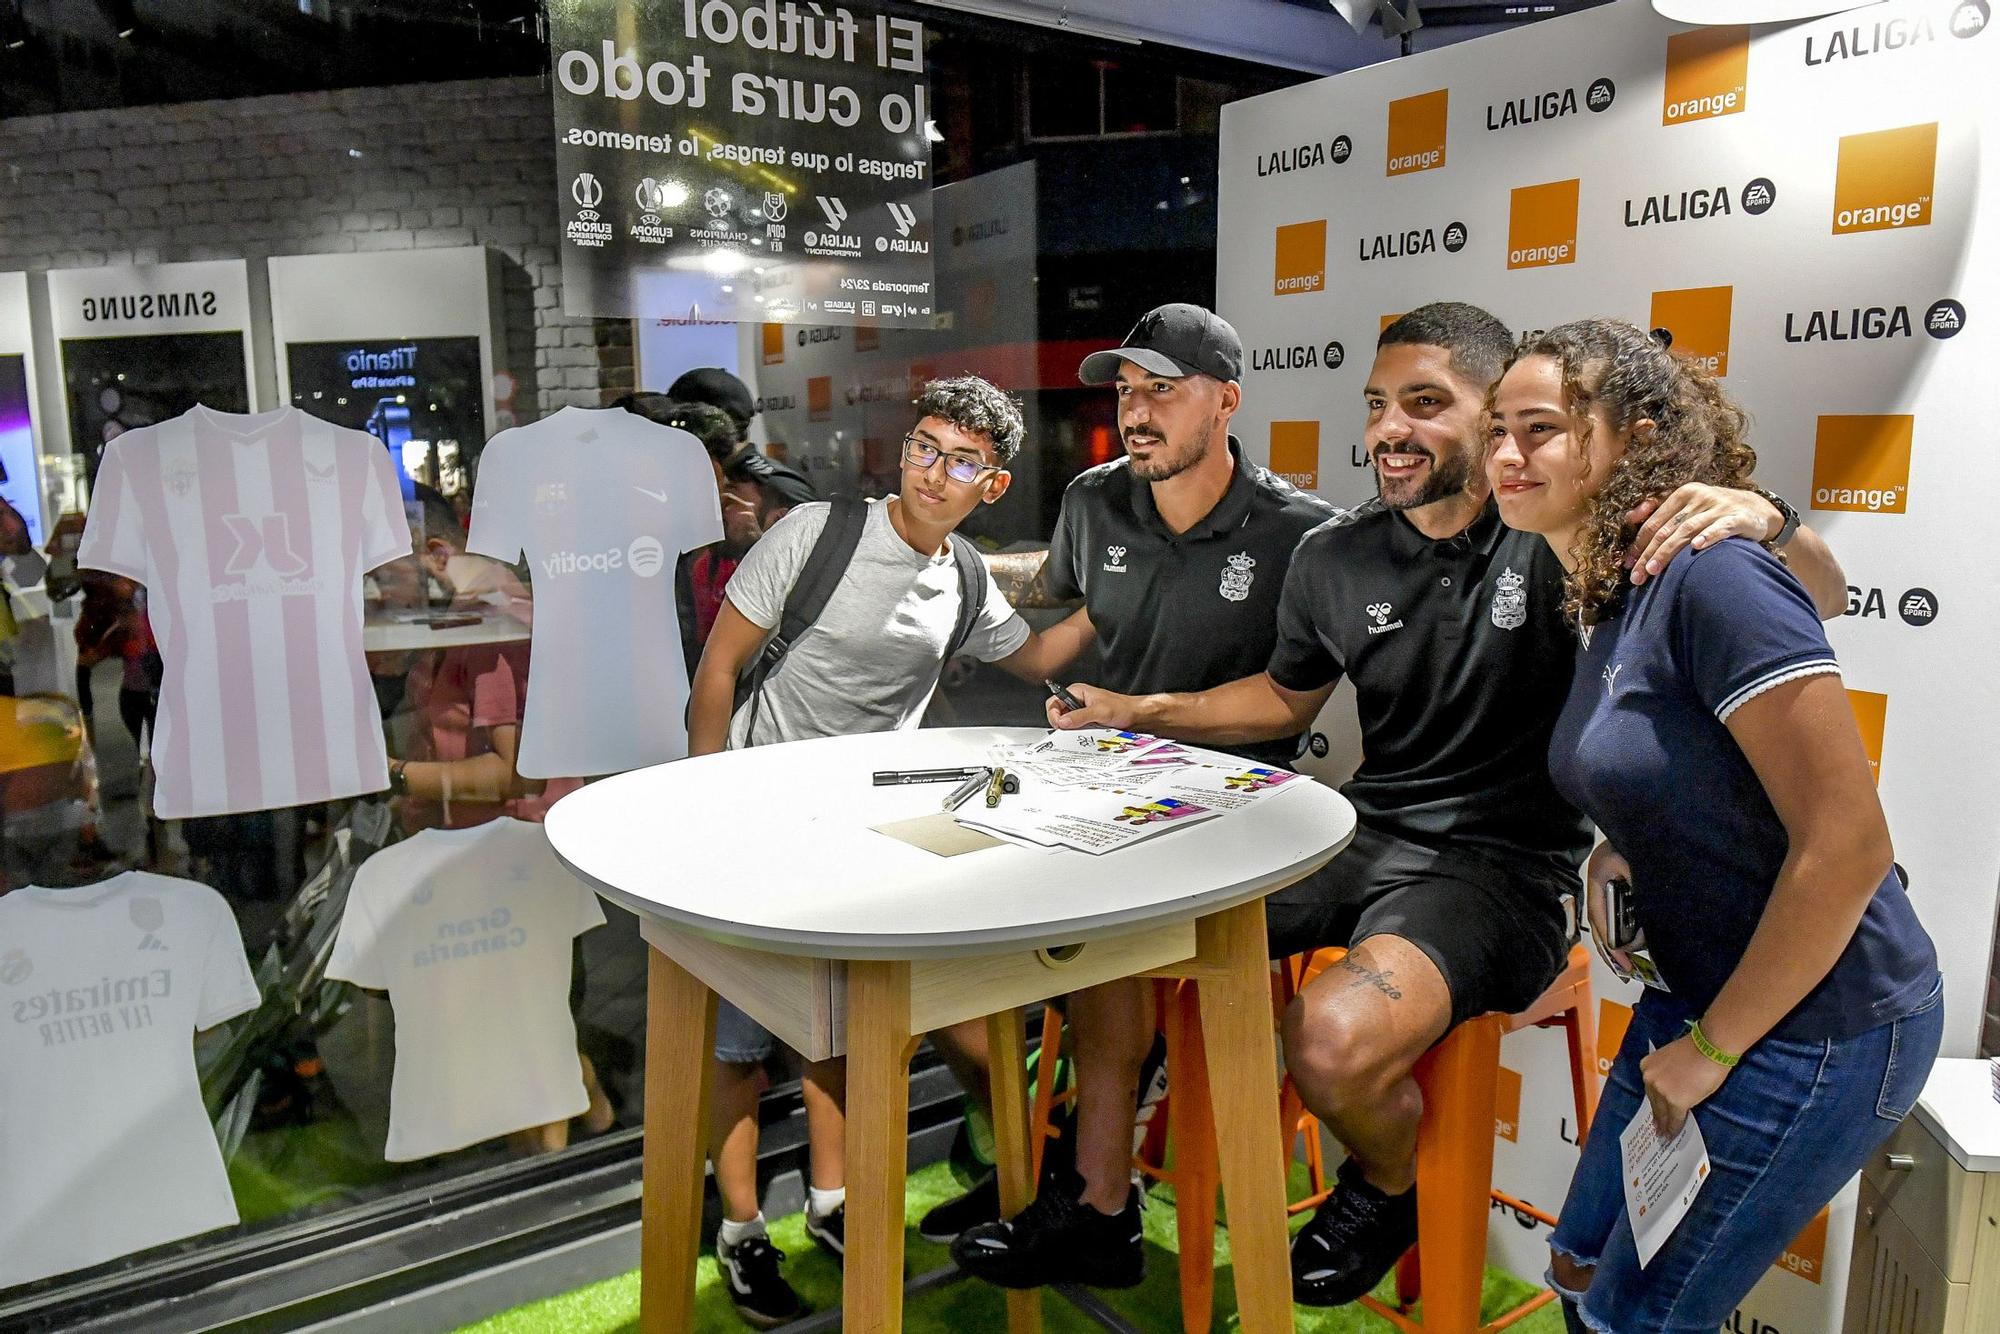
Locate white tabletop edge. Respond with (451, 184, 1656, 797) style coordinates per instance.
(557, 829, 1354, 961)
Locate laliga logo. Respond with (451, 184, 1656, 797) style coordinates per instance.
(572, 172, 604, 210)
(816, 195, 848, 230)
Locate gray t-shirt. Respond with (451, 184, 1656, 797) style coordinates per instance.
(725, 500, 1030, 747)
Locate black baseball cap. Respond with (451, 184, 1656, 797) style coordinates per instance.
(667, 367, 756, 433)
(1078, 304, 1244, 385)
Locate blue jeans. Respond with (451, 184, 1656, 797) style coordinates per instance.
(1549, 977, 1943, 1333)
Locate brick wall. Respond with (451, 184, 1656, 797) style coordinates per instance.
(0, 75, 632, 420)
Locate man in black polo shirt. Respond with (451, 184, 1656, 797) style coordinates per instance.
(1022, 302, 1845, 1306)
(946, 304, 1335, 1284)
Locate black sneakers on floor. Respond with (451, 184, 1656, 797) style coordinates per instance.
(1289, 1159, 1419, 1307)
(919, 1171, 1002, 1243)
(803, 1203, 845, 1261)
(716, 1231, 804, 1329)
(950, 1173, 1145, 1290)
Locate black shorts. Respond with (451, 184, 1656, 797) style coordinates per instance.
(1264, 822, 1575, 1030)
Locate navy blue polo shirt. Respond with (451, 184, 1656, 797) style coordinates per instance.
(1268, 497, 1592, 875)
(1547, 538, 1937, 1041)
(1046, 440, 1336, 767)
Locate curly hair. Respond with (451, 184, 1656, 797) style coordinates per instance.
(912, 375, 1026, 462)
(1494, 318, 1763, 626)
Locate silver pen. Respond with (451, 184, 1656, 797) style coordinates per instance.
(943, 766, 994, 811)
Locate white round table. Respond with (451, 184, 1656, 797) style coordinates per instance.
(547, 727, 1355, 1334)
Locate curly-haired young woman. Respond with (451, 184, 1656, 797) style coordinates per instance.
(1486, 318, 1941, 1333)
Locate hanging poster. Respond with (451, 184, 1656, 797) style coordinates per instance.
(549, 0, 936, 328)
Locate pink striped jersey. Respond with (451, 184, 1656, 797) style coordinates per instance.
(467, 407, 722, 778)
(78, 405, 409, 818)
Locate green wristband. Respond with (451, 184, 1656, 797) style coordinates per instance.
(1685, 1018, 1741, 1068)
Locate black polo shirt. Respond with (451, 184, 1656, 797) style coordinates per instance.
(1046, 439, 1337, 766)
(1268, 496, 1593, 872)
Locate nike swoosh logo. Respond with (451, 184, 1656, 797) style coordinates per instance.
(635, 486, 670, 503)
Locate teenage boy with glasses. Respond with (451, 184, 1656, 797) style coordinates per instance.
(682, 374, 1082, 1328)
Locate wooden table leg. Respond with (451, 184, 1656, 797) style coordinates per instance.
(985, 1007, 1044, 1334)
(846, 959, 915, 1333)
(640, 946, 716, 1334)
(1195, 898, 1295, 1334)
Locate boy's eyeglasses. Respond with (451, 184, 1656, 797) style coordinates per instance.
(903, 435, 1000, 484)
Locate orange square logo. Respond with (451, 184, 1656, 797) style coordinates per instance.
(1495, 1065, 1522, 1143)
(1848, 689, 1887, 785)
(1663, 26, 1749, 125)
(1811, 414, 1913, 513)
(1508, 179, 1580, 270)
(761, 323, 786, 366)
(1834, 123, 1937, 235)
(1649, 286, 1734, 377)
(1380, 313, 1404, 335)
(1386, 88, 1449, 176)
(1274, 220, 1327, 297)
(807, 375, 832, 421)
(1597, 999, 1633, 1078)
(1774, 1207, 1831, 1284)
(1270, 421, 1320, 490)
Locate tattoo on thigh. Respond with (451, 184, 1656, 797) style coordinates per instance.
(1337, 956, 1403, 1000)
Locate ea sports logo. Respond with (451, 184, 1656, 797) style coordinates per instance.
(1586, 78, 1616, 111)
(1324, 340, 1345, 368)
(1442, 221, 1468, 252)
(1741, 178, 1777, 215)
(1955, 1, 1990, 38)
(627, 536, 666, 578)
(1899, 587, 1939, 625)
(1925, 298, 1967, 338)
(1330, 135, 1353, 163)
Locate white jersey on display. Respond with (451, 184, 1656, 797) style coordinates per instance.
(467, 407, 722, 777)
(0, 873, 260, 1288)
(78, 405, 410, 818)
(324, 818, 607, 1161)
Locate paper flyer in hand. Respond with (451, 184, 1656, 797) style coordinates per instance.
(1620, 1099, 1711, 1268)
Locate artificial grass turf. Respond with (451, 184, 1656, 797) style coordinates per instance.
(453, 1162, 1566, 1334)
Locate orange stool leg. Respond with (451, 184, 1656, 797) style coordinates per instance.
(1411, 1015, 1503, 1332)
(1566, 994, 1599, 1146)
(1164, 981, 1218, 1334)
(1030, 1005, 1063, 1183)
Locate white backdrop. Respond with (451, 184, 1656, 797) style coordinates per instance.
(1218, 0, 1997, 1325)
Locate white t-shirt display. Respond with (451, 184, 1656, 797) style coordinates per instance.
(325, 818, 606, 1161)
(726, 500, 1030, 748)
(467, 406, 722, 777)
(0, 872, 260, 1288)
(78, 405, 410, 818)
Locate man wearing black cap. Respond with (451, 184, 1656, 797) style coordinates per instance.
(668, 365, 819, 543)
(945, 304, 1336, 1287)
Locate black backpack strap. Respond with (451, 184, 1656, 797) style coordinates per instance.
(942, 532, 989, 664)
(735, 498, 867, 744)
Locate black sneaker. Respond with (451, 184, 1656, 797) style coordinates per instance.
(804, 1203, 844, 1261)
(951, 1174, 1144, 1290)
(919, 1171, 1001, 1242)
(1290, 1160, 1419, 1307)
(717, 1231, 805, 1329)
(1132, 1030, 1169, 1156)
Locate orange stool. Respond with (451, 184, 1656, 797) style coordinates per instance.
(1277, 942, 1600, 1333)
(1028, 982, 1220, 1334)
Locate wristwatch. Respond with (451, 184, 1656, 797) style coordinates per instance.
(388, 759, 409, 796)
(1753, 487, 1800, 549)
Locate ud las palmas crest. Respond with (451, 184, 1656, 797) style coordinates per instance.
(1220, 551, 1256, 602)
(1490, 565, 1528, 630)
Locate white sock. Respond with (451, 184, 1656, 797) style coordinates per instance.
(808, 1185, 846, 1218)
(718, 1213, 766, 1247)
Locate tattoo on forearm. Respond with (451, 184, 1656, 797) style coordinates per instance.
(1337, 956, 1404, 1000)
(981, 550, 1078, 610)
